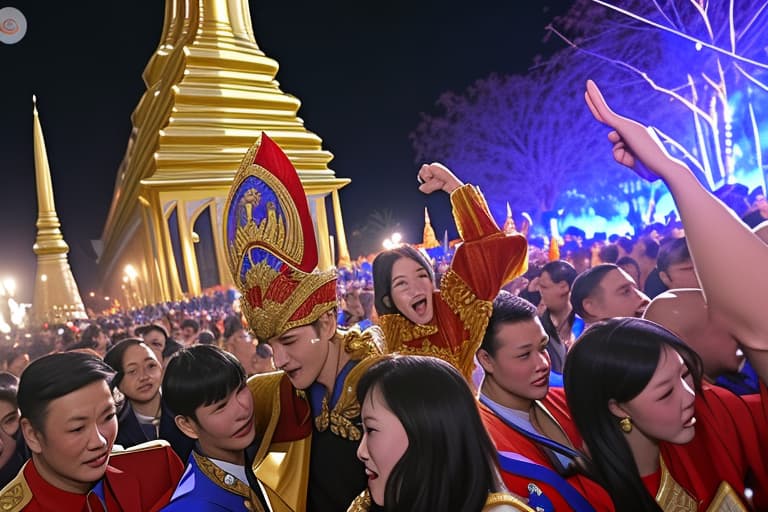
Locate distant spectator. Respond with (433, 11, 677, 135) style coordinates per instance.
(597, 244, 619, 264)
(135, 323, 170, 364)
(3, 349, 29, 379)
(251, 343, 276, 375)
(657, 237, 698, 290)
(179, 319, 200, 347)
(0, 372, 27, 488)
(196, 329, 216, 346)
(616, 256, 641, 286)
(68, 324, 110, 358)
(571, 264, 649, 324)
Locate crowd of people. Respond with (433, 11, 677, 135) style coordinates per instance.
(0, 81, 765, 511)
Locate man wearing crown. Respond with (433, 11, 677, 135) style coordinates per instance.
(223, 133, 384, 512)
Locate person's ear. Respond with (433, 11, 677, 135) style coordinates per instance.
(21, 418, 44, 455)
(175, 415, 200, 440)
(476, 349, 495, 374)
(582, 297, 599, 320)
(317, 309, 338, 341)
(658, 271, 672, 288)
(607, 399, 628, 419)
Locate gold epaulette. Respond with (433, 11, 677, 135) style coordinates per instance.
(484, 492, 536, 511)
(340, 325, 385, 358)
(0, 462, 32, 512)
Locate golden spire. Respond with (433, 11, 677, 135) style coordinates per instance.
(503, 202, 517, 235)
(422, 207, 439, 248)
(98, 0, 352, 302)
(31, 97, 87, 324)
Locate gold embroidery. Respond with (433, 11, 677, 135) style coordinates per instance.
(239, 259, 337, 341)
(0, 484, 25, 511)
(441, 270, 493, 345)
(656, 456, 697, 511)
(0, 463, 33, 512)
(314, 338, 383, 441)
(484, 492, 536, 511)
(193, 452, 265, 512)
(378, 314, 438, 350)
(346, 489, 372, 512)
(705, 481, 749, 512)
(397, 339, 461, 369)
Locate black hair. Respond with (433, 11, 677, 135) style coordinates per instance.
(17, 352, 114, 431)
(180, 318, 200, 332)
(656, 237, 691, 273)
(373, 246, 435, 316)
(223, 315, 244, 340)
(104, 338, 155, 389)
(357, 355, 503, 512)
(0, 372, 19, 408)
(254, 343, 273, 360)
(479, 291, 538, 357)
(569, 264, 618, 319)
(162, 345, 245, 421)
(80, 324, 103, 345)
(616, 237, 635, 255)
(196, 329, 217, 345)
(563, 318, 703, 511)
(597, 244, 619, 264)
(636, 236, 660, 259)
(615, 256, 640, 280)
(541, 260, 578, 288)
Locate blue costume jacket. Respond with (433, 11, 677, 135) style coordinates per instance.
(163, 452, 270, 511)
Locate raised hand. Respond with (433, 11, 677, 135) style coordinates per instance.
(585, 80, 686, 183)
(417, 162, 464, 194)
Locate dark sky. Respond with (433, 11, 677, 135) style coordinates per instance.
(1, 0, 572, 301)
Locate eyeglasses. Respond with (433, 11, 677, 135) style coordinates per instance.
(1, 410, 20, 437)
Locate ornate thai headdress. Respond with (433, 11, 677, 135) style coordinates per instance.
(224, 133, 337, 341)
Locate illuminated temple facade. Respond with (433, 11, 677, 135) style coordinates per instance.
(97, 0, 351, 306)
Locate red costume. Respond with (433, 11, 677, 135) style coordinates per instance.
(0, 441, 184, 511)
(654, 383, 768, 510)
(480, 389, 616, 512)
(379, 184, 528, 381)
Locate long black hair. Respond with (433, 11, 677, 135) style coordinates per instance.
(563, 317, 703, 512)
(357, 355, 503, 512)
(372, 246, 435, 316)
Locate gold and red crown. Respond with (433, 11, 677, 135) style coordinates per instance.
(224, 133, 337, 341)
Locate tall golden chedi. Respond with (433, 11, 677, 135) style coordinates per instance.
(31, 97, 88, 323)
(97, 0, 352, 305)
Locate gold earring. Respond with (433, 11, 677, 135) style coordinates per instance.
(619, 417, 632, 433)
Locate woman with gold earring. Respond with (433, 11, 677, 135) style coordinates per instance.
(564, 318, 767, 511)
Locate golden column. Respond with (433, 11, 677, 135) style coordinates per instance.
(30, 97, 87, 324)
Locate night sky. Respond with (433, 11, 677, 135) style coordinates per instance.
(1, 0, 572, 301)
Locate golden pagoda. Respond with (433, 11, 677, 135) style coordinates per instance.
(97, 0, 352, 305)
(31, 97, 87, 324)
(421, 207, 440, 248)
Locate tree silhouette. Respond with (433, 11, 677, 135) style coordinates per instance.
(547, 0, 768, 190)
(410, 64, 629, 224)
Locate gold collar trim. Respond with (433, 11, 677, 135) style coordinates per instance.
(656, 456, 697, 511)
(193, 452, 265, 511)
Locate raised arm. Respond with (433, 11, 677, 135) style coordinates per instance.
(585, 80, 768, 351)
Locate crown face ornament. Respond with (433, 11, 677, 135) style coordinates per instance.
(224, 133, 337, 341)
